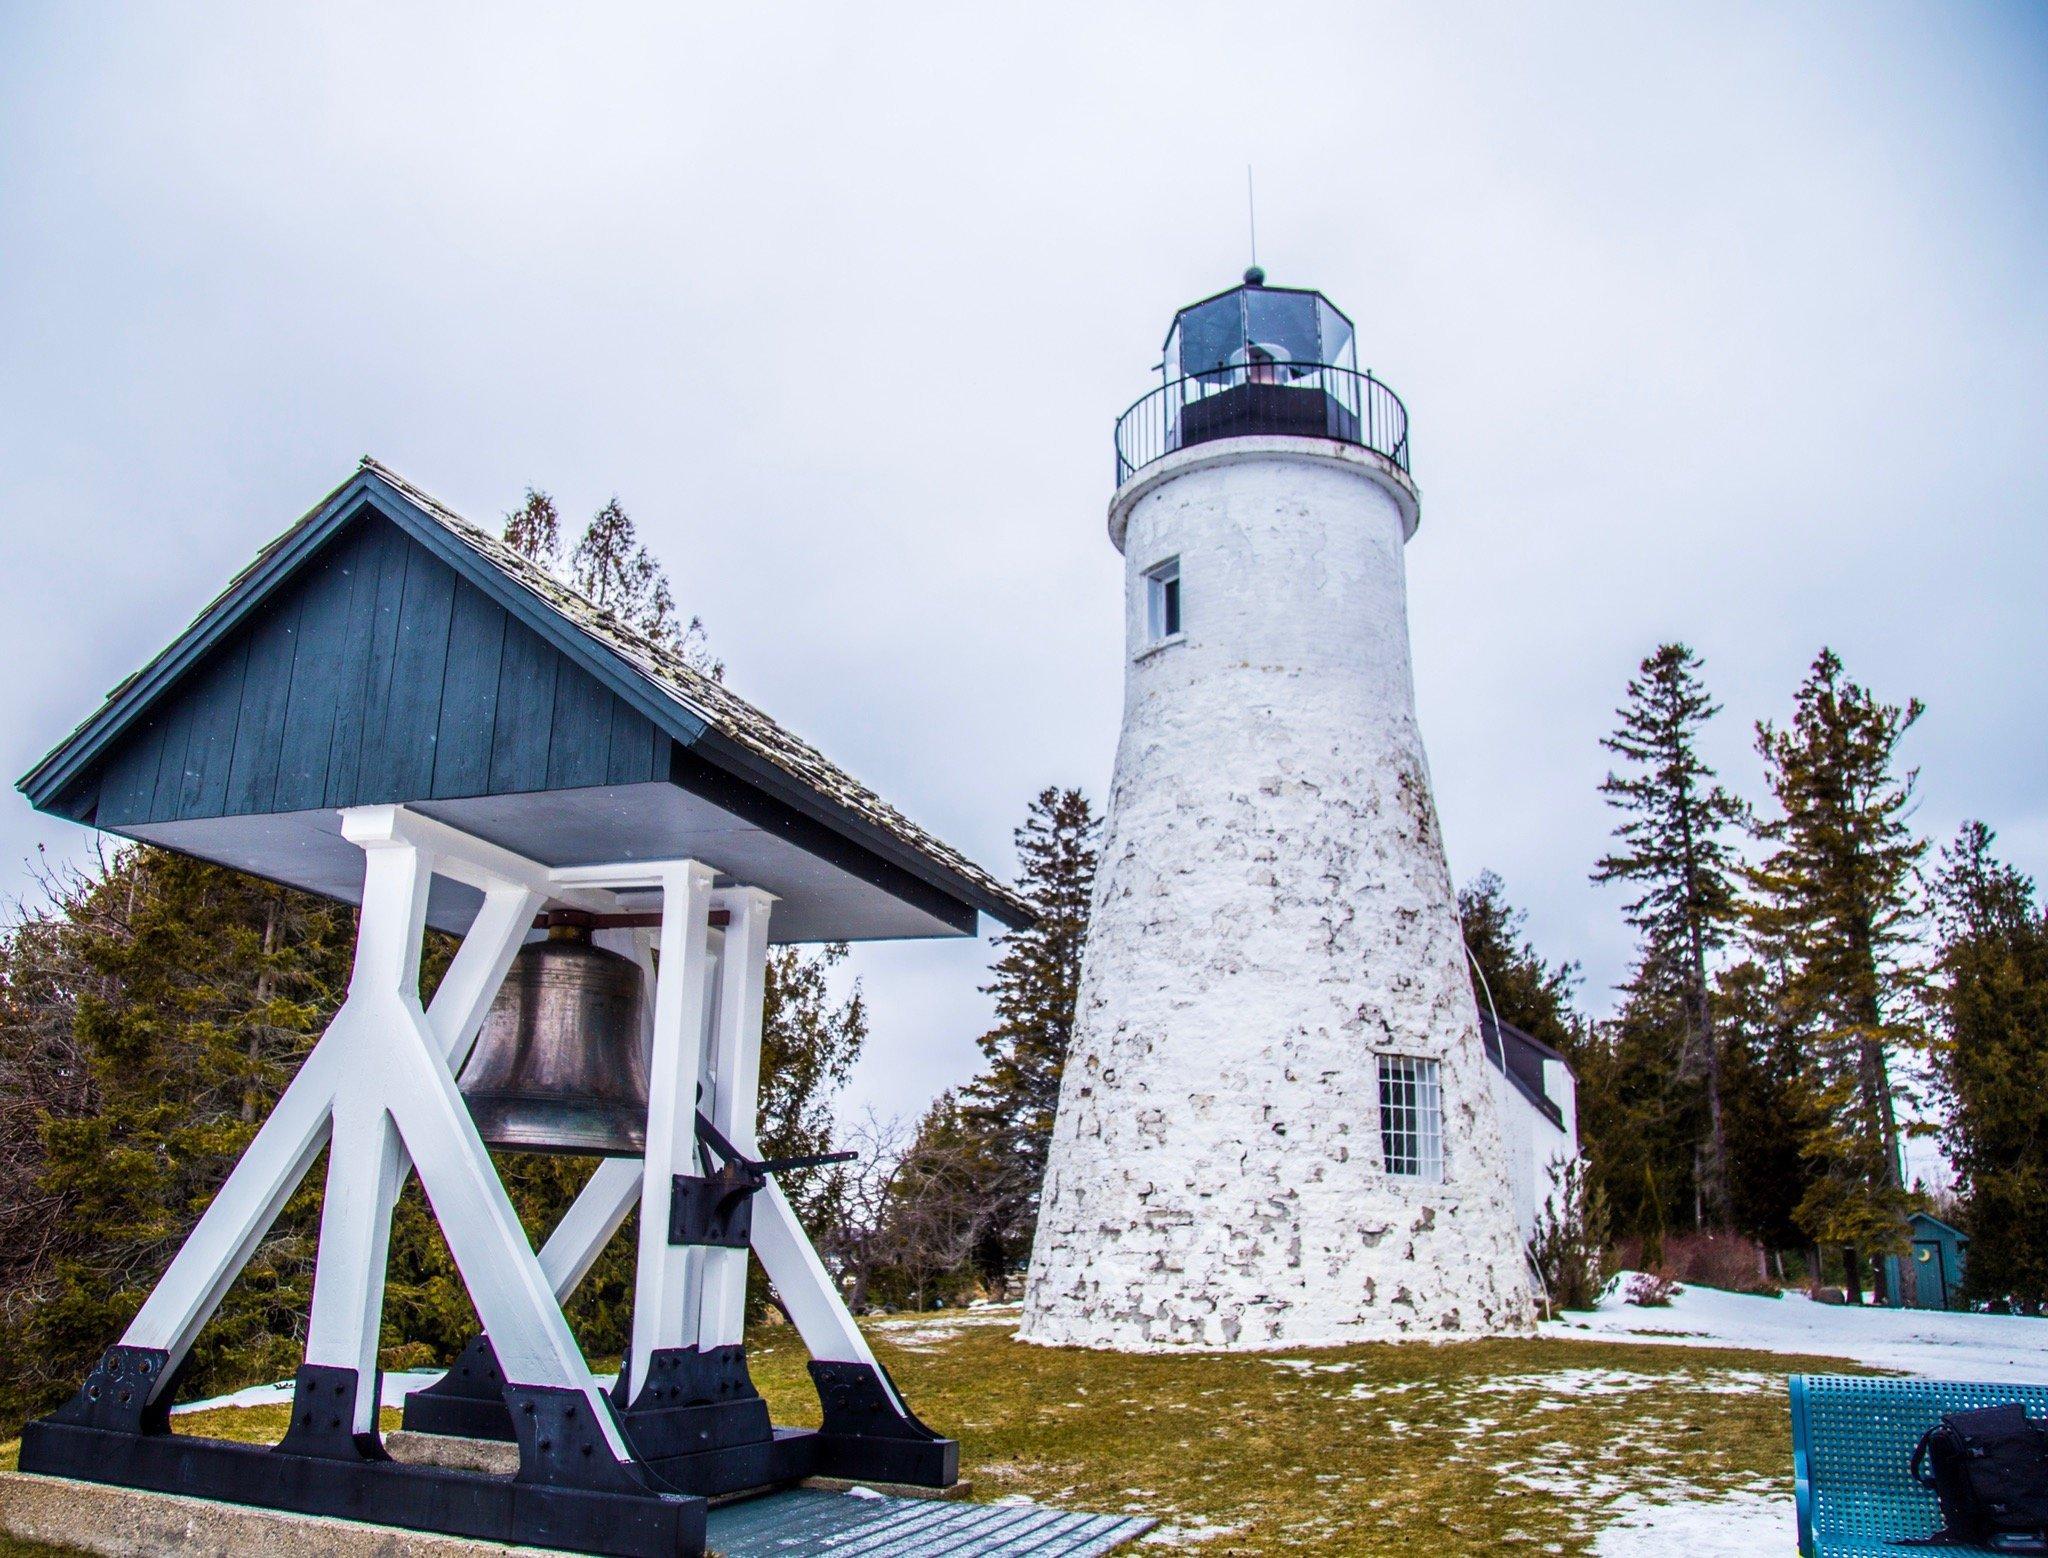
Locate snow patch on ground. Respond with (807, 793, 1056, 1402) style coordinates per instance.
(174, 1368, 613, 1414)
(1470, 1367, 1781, 1398)
(1140, 1516, 1242, 1545)
(1542, 1274, 2048, 1383)
(868, 1305, 1029, 1350)
(1592, 1484, 1793, 1555)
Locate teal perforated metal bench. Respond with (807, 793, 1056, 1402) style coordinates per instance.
(1791, 1375, 2048, 1557)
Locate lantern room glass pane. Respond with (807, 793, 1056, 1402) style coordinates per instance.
(1173, 292, 1246, 379)
(1242, 289, 1321, 373)
(1318, 297, 1356, 372)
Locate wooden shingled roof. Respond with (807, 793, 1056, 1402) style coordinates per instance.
(21, 459, 1034, 937)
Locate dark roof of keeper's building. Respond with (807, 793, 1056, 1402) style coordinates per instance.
(1478, 1009, 1569, 1130)
(19, 459, 1035, 943)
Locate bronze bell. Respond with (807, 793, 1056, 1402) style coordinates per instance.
(457, 912, 650, 1156)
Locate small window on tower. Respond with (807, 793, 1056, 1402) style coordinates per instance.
(1145, 557, 1182, 645)
(1378, 1054, 1443, 1182)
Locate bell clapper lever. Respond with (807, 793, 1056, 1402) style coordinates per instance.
(667, 1112, 855, 1251)
(694, 1111, 855, 1204)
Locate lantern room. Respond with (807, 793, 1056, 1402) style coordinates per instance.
(1114, 269, 1411, 486)
(1163, 269, 1358, 384)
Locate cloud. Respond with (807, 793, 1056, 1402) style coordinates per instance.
(1, 1, 2042, 1120)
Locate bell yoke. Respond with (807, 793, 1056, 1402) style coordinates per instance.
(11, 460, 1033, 1557)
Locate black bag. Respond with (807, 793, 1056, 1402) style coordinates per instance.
(1900, 1402, 2048, 1551)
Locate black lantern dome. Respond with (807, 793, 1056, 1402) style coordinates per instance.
(1114, 270, 1409, 486)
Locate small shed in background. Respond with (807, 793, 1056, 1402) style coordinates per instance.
(1906, 1212, 1970, 1311)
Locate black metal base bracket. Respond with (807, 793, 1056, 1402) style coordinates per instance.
(810, 1359, 960, 1488)
(17, 1422, 706, 1557)
(616, 1344, 776, 1487)
(276, 1363, 391, 1461)
(21, 1350, 707, 1557)
(402, 1340, 961, 1495)
(401, 1333, 516, 1442)
(44, 1345, 178, 1435)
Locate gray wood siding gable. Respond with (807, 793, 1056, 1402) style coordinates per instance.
(81, 514, 670, 829)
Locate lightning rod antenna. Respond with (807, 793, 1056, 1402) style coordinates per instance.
(1246, 164, 1258, 272)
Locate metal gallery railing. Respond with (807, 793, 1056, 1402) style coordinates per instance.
(1113, 363, 1410, 486)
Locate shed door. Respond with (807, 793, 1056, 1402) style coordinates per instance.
(1911, 1241, 1947, 1309)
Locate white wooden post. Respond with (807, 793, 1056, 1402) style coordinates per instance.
(697, 888, 773, 1352)
(301, 831, 441, 1431)
(625, 861, 718, 1399)
(303, 1096, 409, 1431)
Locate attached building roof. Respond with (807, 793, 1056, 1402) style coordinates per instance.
(20, 459, 1034, 942)
(1478, 1010, 1569, 1130)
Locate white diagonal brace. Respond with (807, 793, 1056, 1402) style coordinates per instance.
(427, 882, 546, 1070)
(749, 1181, 881, 1374)
(378, 879, 545, 1224)
(385, 996, 629, 1455)
(536, 1157, 645, 1300)
(120, 1039, 343, 1390)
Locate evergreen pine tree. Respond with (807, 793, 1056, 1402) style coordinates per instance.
(0, 849, 354, 1422)
(503, 488, 563, 571)
(1747, 648, 1926, 1300)
(956, 788, 1098, 1292)
(1457, 871, 1582, 1056)
(1930, 822, 2048, 1309)
(1599, 947, 1706, 1248)
(758, 943, 868, 1231)
(505, 489, 720, 677)
(1591, 644, 1746, 1226)
(1715, 957, 1816, 1254)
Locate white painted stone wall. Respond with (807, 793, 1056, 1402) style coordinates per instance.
(1490, 1059, 1580, 1244)
(1021, 438, 1533, 1350)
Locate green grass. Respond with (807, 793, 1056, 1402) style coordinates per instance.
(754, 1311, 1849, 1553)
(1, 1312, 1859, 1554)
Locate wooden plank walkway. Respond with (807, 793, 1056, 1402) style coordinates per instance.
(705, 1487, 1155, 1556)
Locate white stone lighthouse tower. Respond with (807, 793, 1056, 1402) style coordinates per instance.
(1021, 272, 1532, 1350)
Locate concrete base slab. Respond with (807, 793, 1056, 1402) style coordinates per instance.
(384, 1429, 518, 1478)
(0, 1470, 552, 1557)
(800, 1475, 972, 1502)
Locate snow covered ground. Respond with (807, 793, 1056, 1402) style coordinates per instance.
(1592, 1485, 1794, 1556)
(1543, 1273, 2048, 1384)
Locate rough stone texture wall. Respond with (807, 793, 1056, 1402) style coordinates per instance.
(1021, 441, 1533, 1350)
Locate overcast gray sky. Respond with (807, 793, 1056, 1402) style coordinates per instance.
(2, 3, 2043, 1134)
